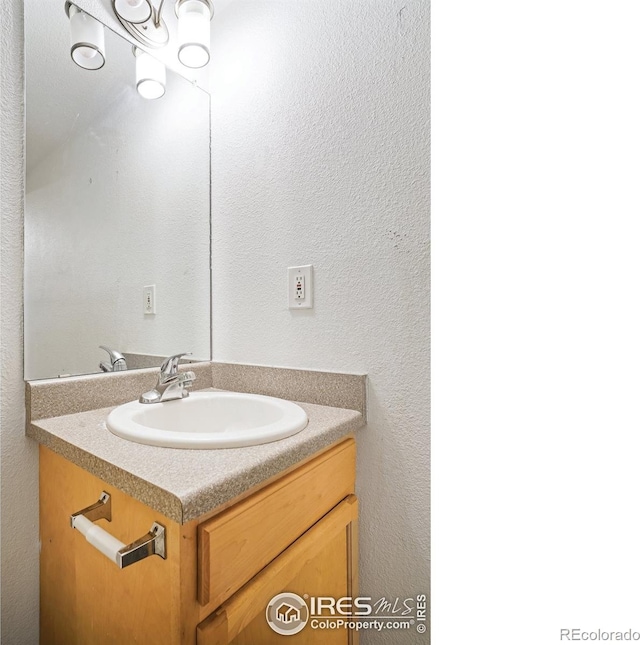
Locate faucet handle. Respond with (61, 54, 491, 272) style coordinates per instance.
(160, 352, 192, 377)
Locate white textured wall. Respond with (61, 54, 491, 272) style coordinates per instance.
(25, 76, 210, 379)
(209, 2, 430, 642)
(0, 0, 40, 641)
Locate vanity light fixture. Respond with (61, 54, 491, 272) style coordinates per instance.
(176, 0, 212, 68)
(112, 0, 169, 50)
(112, 0, 213, 69)
(134, 47, 166, 99)
(66, 3, 106, 71)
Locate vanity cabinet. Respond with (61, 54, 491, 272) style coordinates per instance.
(39, 436, 357, 645)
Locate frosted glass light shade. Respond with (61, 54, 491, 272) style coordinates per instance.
(69, 5, 105, 70)
(177, 0, 211, 68)
(113, 0, 152, 24)
(135, 49, 166, 99)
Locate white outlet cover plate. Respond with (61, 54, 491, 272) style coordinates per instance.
(143, 284, 156, 315)
(288, 265, 313, 309)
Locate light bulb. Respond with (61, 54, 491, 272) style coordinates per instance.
(80, 48, 98, 60)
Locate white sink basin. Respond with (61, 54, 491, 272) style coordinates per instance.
(106, 391, 309, 449)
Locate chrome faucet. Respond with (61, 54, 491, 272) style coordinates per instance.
(99, 346, 128, 372)
(139, 352, 196, 404)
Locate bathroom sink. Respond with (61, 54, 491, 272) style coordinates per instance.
(106, 391, 309, 449)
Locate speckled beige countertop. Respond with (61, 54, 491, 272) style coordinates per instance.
(26, 363, 366, 524)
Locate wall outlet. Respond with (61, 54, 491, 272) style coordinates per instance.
(288, 265, 313, 309)
(143, 285, 156, 315)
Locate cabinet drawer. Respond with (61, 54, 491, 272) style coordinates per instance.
(197, 495, 358, 645)
(198, 438, 356, 611)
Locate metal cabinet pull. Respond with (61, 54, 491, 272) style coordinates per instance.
(70, 491, 166, 569)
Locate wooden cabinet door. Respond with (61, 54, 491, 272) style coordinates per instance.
(197, 496, 359, 645)
(39, 446, 197, 645)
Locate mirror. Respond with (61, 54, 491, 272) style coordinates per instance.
(24, 1, 211, 380)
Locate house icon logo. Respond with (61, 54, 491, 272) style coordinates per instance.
(266, 592, 309, 635)
(276, 603, 301, 624)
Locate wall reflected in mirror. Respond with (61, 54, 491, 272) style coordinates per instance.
(24, 1, 211, 380)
